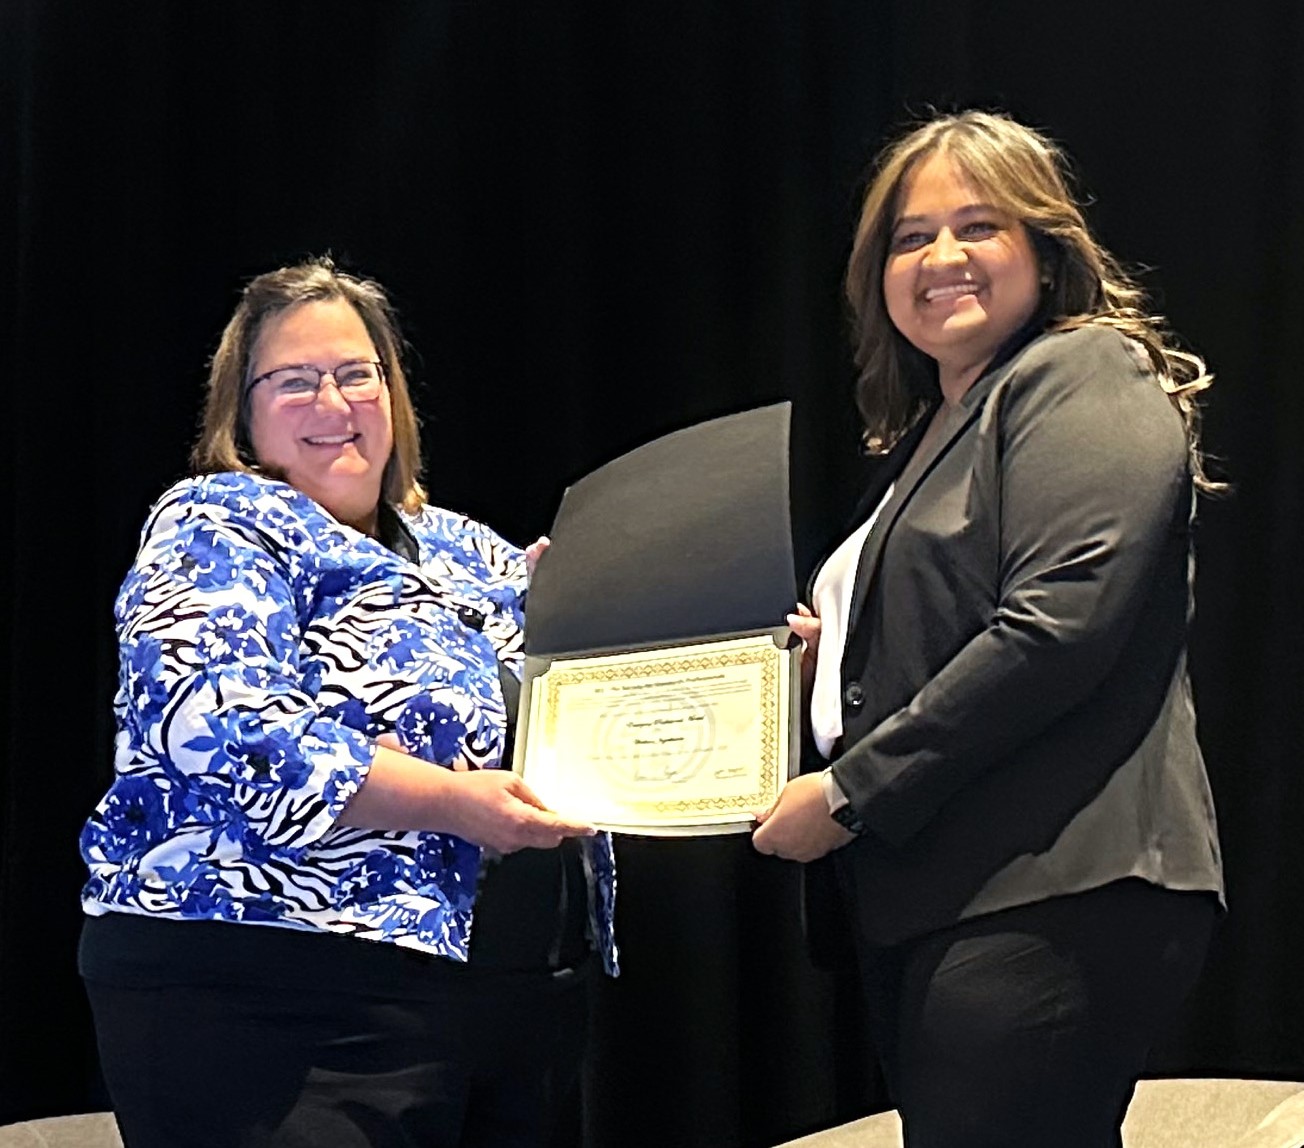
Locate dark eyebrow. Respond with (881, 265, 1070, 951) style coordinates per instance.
(892, 203, 1003, 228)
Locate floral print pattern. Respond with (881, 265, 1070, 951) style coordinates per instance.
(81, 472, 617, 972)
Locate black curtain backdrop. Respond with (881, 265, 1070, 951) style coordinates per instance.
(5, 3, 1302, 1145)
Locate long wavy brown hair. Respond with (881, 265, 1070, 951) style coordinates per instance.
(191, 256, 426, 512)
(845, 110, 1220, 492)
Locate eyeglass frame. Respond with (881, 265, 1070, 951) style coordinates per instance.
(243, 358, 388, 403)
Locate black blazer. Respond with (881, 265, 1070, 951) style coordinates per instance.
(824, 324, 1224, 948)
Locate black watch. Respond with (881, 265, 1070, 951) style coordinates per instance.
(831, 802, 868, 837)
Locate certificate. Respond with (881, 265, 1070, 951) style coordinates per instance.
(516, 633, 799, 835)
(516, 402, 800, 835)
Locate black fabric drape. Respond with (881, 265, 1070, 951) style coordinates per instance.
(6, 2, 1303, 1144)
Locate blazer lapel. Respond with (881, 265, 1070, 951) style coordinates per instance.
(840, 325, 1045, 662)
(804, 415, 930, 603)
(844, 360, 1009, 639)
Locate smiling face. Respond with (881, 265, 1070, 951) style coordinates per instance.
(882, 151, 1042, 402)
(246, 297, 393, 534)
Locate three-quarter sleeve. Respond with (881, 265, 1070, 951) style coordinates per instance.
(95, 483, 377, 864)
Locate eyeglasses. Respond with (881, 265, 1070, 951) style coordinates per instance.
(246, 359, 387, 406)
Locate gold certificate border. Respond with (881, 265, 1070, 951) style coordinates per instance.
(539, 643, 781, 818)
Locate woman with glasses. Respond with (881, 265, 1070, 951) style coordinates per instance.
(753, 111, 1225, 1146)
(78, 257, 616, 1148)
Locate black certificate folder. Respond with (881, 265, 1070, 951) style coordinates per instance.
(516, 402, 801, 836)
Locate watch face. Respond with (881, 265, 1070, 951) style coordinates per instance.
(832, 804, 867, 836)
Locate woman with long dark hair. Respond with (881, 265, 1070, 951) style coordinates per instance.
(754, 111, 1224, 1147)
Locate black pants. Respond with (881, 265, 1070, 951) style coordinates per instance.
(854, 880, 1218, 1148)
(83, 927, 591, 1148)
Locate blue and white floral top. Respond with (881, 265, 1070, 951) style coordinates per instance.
(80, 472, 618, 974)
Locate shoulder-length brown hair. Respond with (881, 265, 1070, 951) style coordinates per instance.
(845, 110, 1220, 492)
(190, 256, 426, 512)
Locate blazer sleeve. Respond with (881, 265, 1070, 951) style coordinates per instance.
(831, 327, 1194, 847)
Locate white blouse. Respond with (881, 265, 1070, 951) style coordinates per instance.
(809, 483, 894, 760)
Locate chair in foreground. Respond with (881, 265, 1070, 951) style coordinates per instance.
(774, 1078, 1304, 1148)
(0, 1112, 123, 1148)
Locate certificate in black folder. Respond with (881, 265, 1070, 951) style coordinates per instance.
(513, 401, 800, 836)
